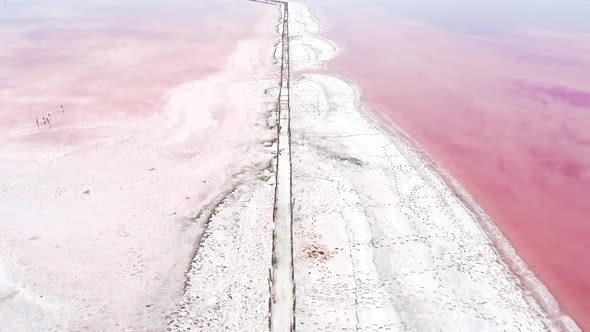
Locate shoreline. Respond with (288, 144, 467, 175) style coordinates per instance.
(0, 5, 281, 331)
(307, 1, 590, 327)
(0, 1, 582, 330)
(289, 1, 578, 330)
(353, 81, 578, 331)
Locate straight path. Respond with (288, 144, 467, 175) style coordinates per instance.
(257, 1, 296, 331)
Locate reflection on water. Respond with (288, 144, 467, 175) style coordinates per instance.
(306, 0, 590, 329)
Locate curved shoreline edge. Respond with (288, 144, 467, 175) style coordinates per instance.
(353, 81, 580, 331)
(290, 1, 579, 330)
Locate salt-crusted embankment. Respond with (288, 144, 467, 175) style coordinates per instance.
(166, 4, 283, 332)
(288, 2, 578, 331)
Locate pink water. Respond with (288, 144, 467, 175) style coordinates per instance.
(3, 0, 589, 327)
(307, 0, 590, 328)
(0, 0, 264, 142)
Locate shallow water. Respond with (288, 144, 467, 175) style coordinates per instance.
(0, 0, 263, 135)
(305, 0, 590, 328)
(2, 0, 589, 328)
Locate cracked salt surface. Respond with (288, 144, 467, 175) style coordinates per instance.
(288, 2, 578, 331)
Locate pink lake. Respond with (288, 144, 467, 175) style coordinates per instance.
(306, 0, 590, 328)
(0, 0, 265, 142)
(3, 0, 590, 328)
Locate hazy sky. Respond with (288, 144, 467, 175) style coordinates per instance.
(314, 0, 590, 35)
